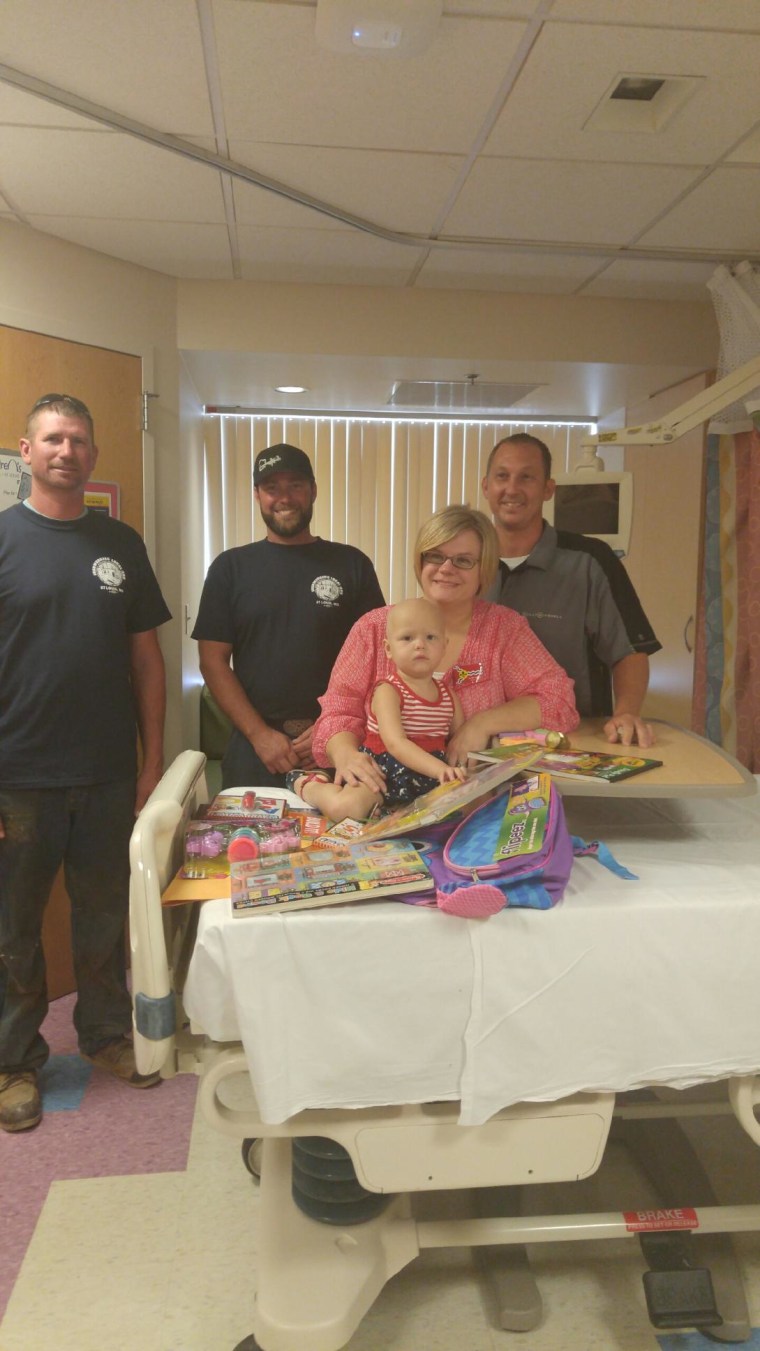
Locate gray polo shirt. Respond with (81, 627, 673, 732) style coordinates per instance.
(489, 524, 660, 717)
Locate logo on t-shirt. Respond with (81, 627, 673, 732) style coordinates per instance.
(452, 663, 484, 686)
(311, 575, 343, 607)
(92, 556, 126, 593)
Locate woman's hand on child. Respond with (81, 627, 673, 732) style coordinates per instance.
(446, 714, 490, 767)
(334, 747, 387, 795)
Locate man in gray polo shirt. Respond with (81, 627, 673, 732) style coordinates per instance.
(482, 433, 660, 748)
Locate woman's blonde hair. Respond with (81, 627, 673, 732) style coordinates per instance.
(413, 505, 499, 594)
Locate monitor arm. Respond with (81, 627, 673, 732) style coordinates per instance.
(580, 353, 760, 458)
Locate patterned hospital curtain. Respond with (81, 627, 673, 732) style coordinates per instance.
(693, 429, 760, 770)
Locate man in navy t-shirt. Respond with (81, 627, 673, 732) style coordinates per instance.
(0, 394, 171, 1133)
(193, 443, 384, 789)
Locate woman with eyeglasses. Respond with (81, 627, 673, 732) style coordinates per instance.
(311, 505, 578, 797)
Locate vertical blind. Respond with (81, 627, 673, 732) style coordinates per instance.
(202, 415, 591, 604)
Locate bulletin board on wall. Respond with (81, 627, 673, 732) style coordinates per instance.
(0, 453, 122, 518)
(0, 447, 32, 510)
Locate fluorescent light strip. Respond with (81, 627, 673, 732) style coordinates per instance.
(204, 406, 596, 429)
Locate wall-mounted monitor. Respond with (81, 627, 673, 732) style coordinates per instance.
(543, 471, 633, 557)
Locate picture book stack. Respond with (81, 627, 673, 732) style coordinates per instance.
(470, 734, 662, 785)
(230, 838, 434, 916)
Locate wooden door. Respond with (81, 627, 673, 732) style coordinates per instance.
(0, 325, 143, 998)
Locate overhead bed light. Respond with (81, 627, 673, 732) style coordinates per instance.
(315, 0, 442, 57)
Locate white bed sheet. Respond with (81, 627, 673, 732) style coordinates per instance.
(183, 786, 760, 1126)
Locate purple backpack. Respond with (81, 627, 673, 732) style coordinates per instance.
(409, 780, 635, 918)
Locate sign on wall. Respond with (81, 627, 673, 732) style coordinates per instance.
(0, 454, 121, 518)
(0, 449, 32, 511)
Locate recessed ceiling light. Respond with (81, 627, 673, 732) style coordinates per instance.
(275, 385, 309, 394)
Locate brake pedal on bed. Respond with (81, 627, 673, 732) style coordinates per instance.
(640, 1231, 722, 1332)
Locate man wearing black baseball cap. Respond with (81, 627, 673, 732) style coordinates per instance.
(193, 443, 384, 788)
(252, 442, 314, 488)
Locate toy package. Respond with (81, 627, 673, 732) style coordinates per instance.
(181, 814, 301, 880)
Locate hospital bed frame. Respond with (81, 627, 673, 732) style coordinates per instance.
(129, 751, 760, 1351)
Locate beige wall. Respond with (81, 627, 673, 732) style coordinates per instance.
(623, 373, 708, 724)
(177, 278, 718, 367)
(178, 357, 207, 750)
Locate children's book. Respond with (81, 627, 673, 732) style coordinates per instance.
(470, 743, 663, 784)
(493, 773, 552, 860)
(204, 791, 260, 820)
(229, 838, 434, 916)
(311, 817, 367, 848)
(352, 749, 541, 842)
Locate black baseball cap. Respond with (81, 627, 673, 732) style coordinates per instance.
(253, 443, 314, 486)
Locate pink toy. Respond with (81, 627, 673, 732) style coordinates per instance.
(258, 818, 301, 855)
(185, 826, 227, 858)
(227, 827, 261, 862)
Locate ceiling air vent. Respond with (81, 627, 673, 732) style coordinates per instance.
(584, 73, 704, 134)
(388, 381, 543, 412)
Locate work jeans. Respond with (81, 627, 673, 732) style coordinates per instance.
(0, 779, 136, 1074)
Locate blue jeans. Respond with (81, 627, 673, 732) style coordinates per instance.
(0, 779, 136, 1073)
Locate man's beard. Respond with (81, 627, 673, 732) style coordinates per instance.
(260, 500, 314, 539)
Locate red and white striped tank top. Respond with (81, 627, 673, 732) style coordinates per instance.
(363, 671, 454, 755)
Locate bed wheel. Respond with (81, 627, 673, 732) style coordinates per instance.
(241, 1137, 262, 1179)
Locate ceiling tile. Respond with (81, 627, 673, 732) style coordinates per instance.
(442, 2, 532, 14)
(229, 144, 465, 234)
(0, 84, 96, 130)
(484, 21, 760, 165)
(0, 0, 214, 134)
(416, 246, 605, 293)
(237, 223, 420, 286)
(213, 1, 528, 151)
(25, 216, 235, 278)
(550, 0, 760, 28)
(0, 128, 226, 222)
(639, 168, 760, 253)
(443, 158, 701, 244)
(727, 126, 760, 165)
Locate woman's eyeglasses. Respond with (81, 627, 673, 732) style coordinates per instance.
(421, 550, 480, 571)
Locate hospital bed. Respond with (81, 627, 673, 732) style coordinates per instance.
(129, 741, 760, 1351)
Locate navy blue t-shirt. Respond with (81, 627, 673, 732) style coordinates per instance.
(0, 504, 171, 787)
(192, 537, 385, 723)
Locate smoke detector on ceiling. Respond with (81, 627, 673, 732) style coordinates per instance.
(315, 0, 442, 57)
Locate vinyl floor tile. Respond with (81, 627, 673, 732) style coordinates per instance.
(6, 1013, 760, 1351)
